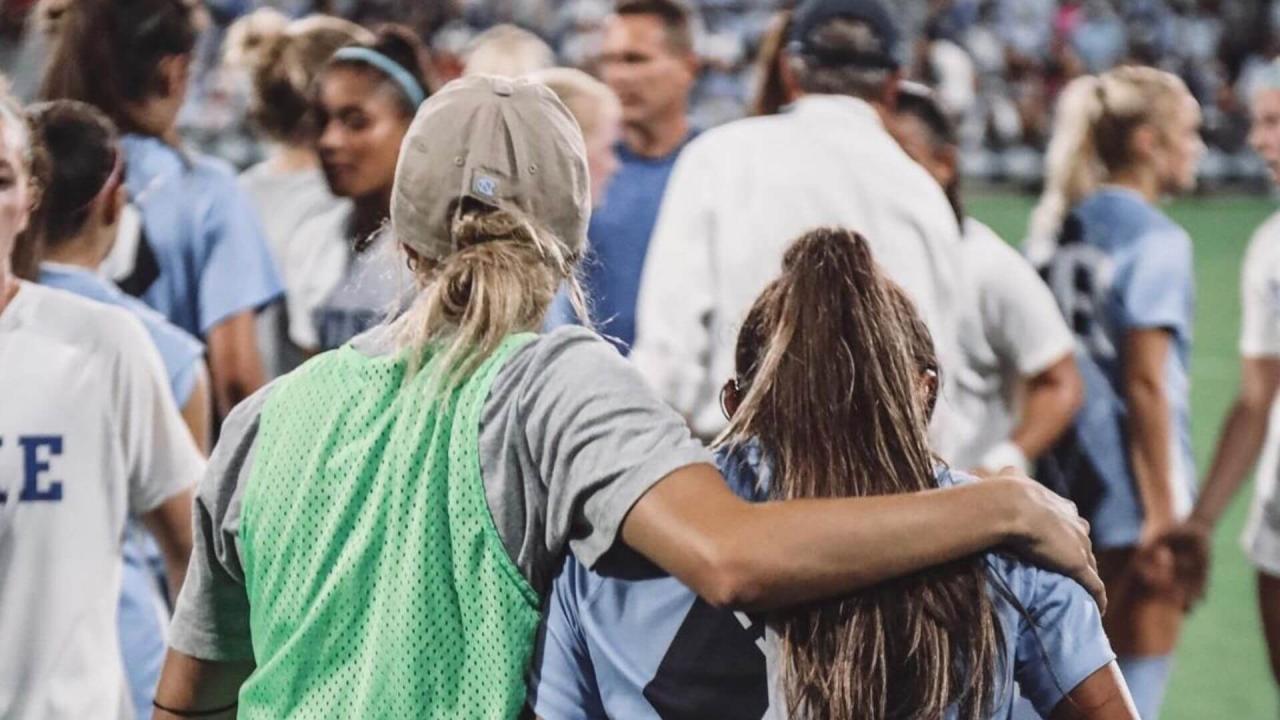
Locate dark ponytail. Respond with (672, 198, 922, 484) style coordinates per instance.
(24, 100, 119, 255)
(37, 0, 197, 132)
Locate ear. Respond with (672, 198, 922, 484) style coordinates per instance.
(935, 143, 959, 189)
(102, 183, 126, 227)
(155, 53, 192, 100)
(1130, 123, 1159, 163)
(680, 50, 701, 82)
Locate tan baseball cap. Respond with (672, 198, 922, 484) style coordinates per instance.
(390, 74, 591, 262)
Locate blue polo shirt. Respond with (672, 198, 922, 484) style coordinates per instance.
(529, 444, 1115, 719)
(548, 135, 694, 354)
(116, 134, 282, 338)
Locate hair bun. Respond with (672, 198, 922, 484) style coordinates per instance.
(223, 8, 290, 73)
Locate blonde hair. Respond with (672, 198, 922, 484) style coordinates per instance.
(1027, 66, 1190, 260)
(462, 25, 555, 78)
(529, 67, 620, 140)
(395, 200, 589, 391)
(224, 9, 372, 144)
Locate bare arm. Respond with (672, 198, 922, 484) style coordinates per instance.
(206, 311, 267, 419)
(621, 464, 1102, 612)
(1123, 329, 1178, 542)
(1048, 662, 1140, 720)
(140, 488, 194, 603)
(1011, 354, 1084, 462)
(1192, 356, 1280, 530)
(180, 361, 211, 455)
(152, 651, 254, 720)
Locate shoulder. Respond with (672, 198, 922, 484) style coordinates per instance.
(496, 326, 629, 387)
(187, 150, 241, 185)
(19, 282, 153, 354)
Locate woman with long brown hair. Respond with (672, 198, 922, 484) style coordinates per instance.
(532, 228, 1135, 719)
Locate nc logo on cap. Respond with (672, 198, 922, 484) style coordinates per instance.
(473, 175, 500, 198)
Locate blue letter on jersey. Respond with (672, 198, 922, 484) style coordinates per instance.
(19, 436, 64, 502)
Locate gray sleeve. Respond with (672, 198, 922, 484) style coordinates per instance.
(168, 382, 276, 662)
(508, 328, 714, 569)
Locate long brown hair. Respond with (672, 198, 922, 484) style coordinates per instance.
(721, 228, 1002, 719)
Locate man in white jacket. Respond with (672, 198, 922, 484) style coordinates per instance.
(631, 0, 970, 452)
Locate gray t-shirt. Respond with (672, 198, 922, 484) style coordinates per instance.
(169, 325, 712, 662)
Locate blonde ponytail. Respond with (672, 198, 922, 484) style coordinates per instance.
(1027, 66, 1190, 263)
(1026, 75, 1105, 263)
(397, 201, 590, 392)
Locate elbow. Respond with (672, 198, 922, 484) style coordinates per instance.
(688, 538, 770, 610)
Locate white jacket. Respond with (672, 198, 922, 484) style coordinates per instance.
(631, 94, 972, 456)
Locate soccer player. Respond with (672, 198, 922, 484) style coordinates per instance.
(1169, 59, 1280, 688)
(37, 0, 282, 419)
(890, 83, 1082, 475)
(531, 228, 1133, 720)
(630, 0, 970, 454)
(151, 75, 1100, 718)
(16, 99, 210, 718)
(223, 9, 373, 377)
(1035, 67, 1205, 719)
(288, 26, 432, 353)
(0, 82, 204, 720)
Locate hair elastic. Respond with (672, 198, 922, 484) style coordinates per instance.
(332, 46, 426, 108)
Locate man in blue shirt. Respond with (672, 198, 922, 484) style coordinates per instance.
(549, 0, 698, 354)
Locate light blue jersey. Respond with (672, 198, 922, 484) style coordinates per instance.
(38, 263, 203, 720)
(529, 444, 1115, 720)
(1040, 187, 1196, 549)
(114, 134, 282, 338)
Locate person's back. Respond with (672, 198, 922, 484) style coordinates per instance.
(0, 283, 202, 719)
(237, 334, 539, 716)
(632, 0, 967, 446)
(1042, 188, 1196, 549)
(531, 451, 1114, 720)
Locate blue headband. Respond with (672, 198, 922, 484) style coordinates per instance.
(332, 46, 427, 108)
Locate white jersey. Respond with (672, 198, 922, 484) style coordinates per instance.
(0, 282, 204, 720)
(632, 95, 971, 454)
(949, 218, 1076, 469)
(1239, 211, 1280, 574)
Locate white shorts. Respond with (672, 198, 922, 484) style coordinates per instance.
(1244, 425, 1280, 578)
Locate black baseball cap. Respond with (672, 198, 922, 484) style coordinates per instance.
(788, 0, 902, 70)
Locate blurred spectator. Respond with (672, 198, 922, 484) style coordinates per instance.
(547, 0, 698, 356)
(38, 0, 282, 419)
(463, 23, 555, 76)
(223, 9, 372, 377)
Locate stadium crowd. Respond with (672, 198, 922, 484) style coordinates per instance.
(3, 0, 1280, 718)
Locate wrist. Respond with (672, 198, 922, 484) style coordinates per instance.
(988, 476, 1033, 545)
(980, 441, 1029, 474)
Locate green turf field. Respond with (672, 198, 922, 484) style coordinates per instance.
(968, 193, 1277, 719)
